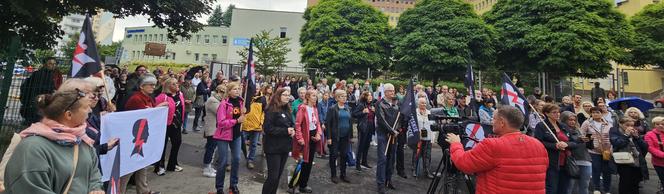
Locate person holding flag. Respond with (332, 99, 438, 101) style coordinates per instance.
(374, 83, 402, 193)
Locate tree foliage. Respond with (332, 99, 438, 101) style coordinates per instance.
(208, 5, 224, 26)
(1, 0, 214, 55)
(33, 49, 55, 63)
(62, 33, 80, 63)
(393, 0, 496, 80)
(484, 0, 634, 78)
(237, 30, 292, 75)
(98, 42, 121, 60)
(300, 0, 390, 78)
(630, 3, 664, 67)
(222, 5, 236, 27)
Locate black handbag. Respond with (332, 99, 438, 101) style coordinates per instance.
(564, 154, 580, 178)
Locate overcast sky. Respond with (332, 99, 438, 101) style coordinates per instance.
(111, 0, 307, 41)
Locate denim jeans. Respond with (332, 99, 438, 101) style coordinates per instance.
(376, 131, 396, 188)
(182, 111, 189, 131)
(567, 164, 591, 194)
(590, 153, 612, 192)
(243, 131, 261, 162)
(215, 136, 241, 191)
(203, 136, 217, 165)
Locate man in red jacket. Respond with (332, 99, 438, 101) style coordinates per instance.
(446, 106, 549, 194)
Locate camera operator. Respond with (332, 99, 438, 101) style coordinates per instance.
(445, 106, 548, 193)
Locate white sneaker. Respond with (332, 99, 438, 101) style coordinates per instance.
(593, 191, 601, 194)
(202, 167, 216, 178)
(155, 167, 166, 176)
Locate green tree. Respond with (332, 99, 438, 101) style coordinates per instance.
(222, 4, 236, 27)
(393, 0, 496, 83)
(62, 33, 80, 63)
(237, 30, 292, 75)
(208, 5, 224, 26)
(630, 3, 664, 67)
(1, 0, 214, 55)
(300, 0, 390, 78)
(98, 42, 122, 61)
(33, 49, 55, 62)
(484, 0, 634, 78)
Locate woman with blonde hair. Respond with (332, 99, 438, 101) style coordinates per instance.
(291, 89, 323, 193)
(625, 107, 649, 135)
(645, 117, 664, 193)
(202, 84, 226, 177)
(576, 101, 593, 125)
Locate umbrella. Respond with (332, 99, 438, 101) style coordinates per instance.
(608, 97, 654, 113)
(288, 158, 304, 188)
(186, 66, 205, 79)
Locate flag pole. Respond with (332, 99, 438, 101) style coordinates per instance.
(384, 112, 401, 156)
(527, 103, 559, 142)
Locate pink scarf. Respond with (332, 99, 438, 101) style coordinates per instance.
(20, 118, 95, 146)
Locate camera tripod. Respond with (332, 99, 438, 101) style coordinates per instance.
(426, 147, 475, 194)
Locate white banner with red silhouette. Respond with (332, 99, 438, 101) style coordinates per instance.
(99, 107, 168, 181)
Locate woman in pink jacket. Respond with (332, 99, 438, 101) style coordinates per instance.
(644, 116, 664, 193)
(291, 89, 323, 193)
(154, 78, 186, 175)
(213, 82, 245, 194)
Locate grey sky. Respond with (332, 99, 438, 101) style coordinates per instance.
(112, 0, 307, 41)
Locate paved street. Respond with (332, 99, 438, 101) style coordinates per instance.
(122, 116, 663, 194)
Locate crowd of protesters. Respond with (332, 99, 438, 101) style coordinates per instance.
(4, 59, 664, 194)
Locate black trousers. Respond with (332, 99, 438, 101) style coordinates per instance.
(157, 124, 182, 171)
(357, 127, 373, 167)
(329, 136, 350, 178)
(396, 131, 406, 174)
(617, 164, 643, 194)
(297, 136, 317, 188)
(262, 152, 289, 194)
(193, 107, 204, 128)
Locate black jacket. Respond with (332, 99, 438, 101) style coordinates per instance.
(610, 126, 649, 178)
(352, 101, 376, 132)
(263, 109, 294, 154)
(563, 124, 592, 162)
(375, 98, 402, 135)
(325, 104, 354, 142)
(534, 119, 581, 170)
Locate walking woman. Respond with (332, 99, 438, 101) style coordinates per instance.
(560, 111, 592, 194)
(262, 88, 295, 194)
(291, 89, 323, 193)
(214, 82, 245, 194)
(534, 104, 579, 194)
(645, 117, 664, 194)
(579, 107, 613, 194)
(4, 87, 103, 193)
(325, 89, 354, 184)
(202, 85, 226, 178)
(610, 117, 648, 194)
(353, 91, 376, 170)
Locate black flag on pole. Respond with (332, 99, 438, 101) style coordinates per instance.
(403, 79, 419, 146)
(500, 73, 529, 118)
(106, 146, 121, 194)
(243, 39, 257, 113)
(71, 15, 101, 78)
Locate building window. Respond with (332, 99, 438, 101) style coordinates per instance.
(203, 53, 209, 61)
(172, 52, 176, 60)
(160, 34, 164, 42)
(213, 35, 219, 43)
(280, 27, 287, 38)
(222, 36, 228, 44)
(196, 35, 201, 43)
(132, 51, 136, 58)
(622, 71, 629, 85)
(212, 54, 218, 61)
(149, 34, 153, 41)
(204, 35, 210, 44)
(195, 53, 199, 61)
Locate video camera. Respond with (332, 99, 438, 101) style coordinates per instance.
(428, 108, 469, 149)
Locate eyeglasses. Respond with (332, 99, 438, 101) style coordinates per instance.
(65, 88, 87, 111)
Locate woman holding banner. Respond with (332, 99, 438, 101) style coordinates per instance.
(262, 88, 295, 194)
(4, 86, 104, 194)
